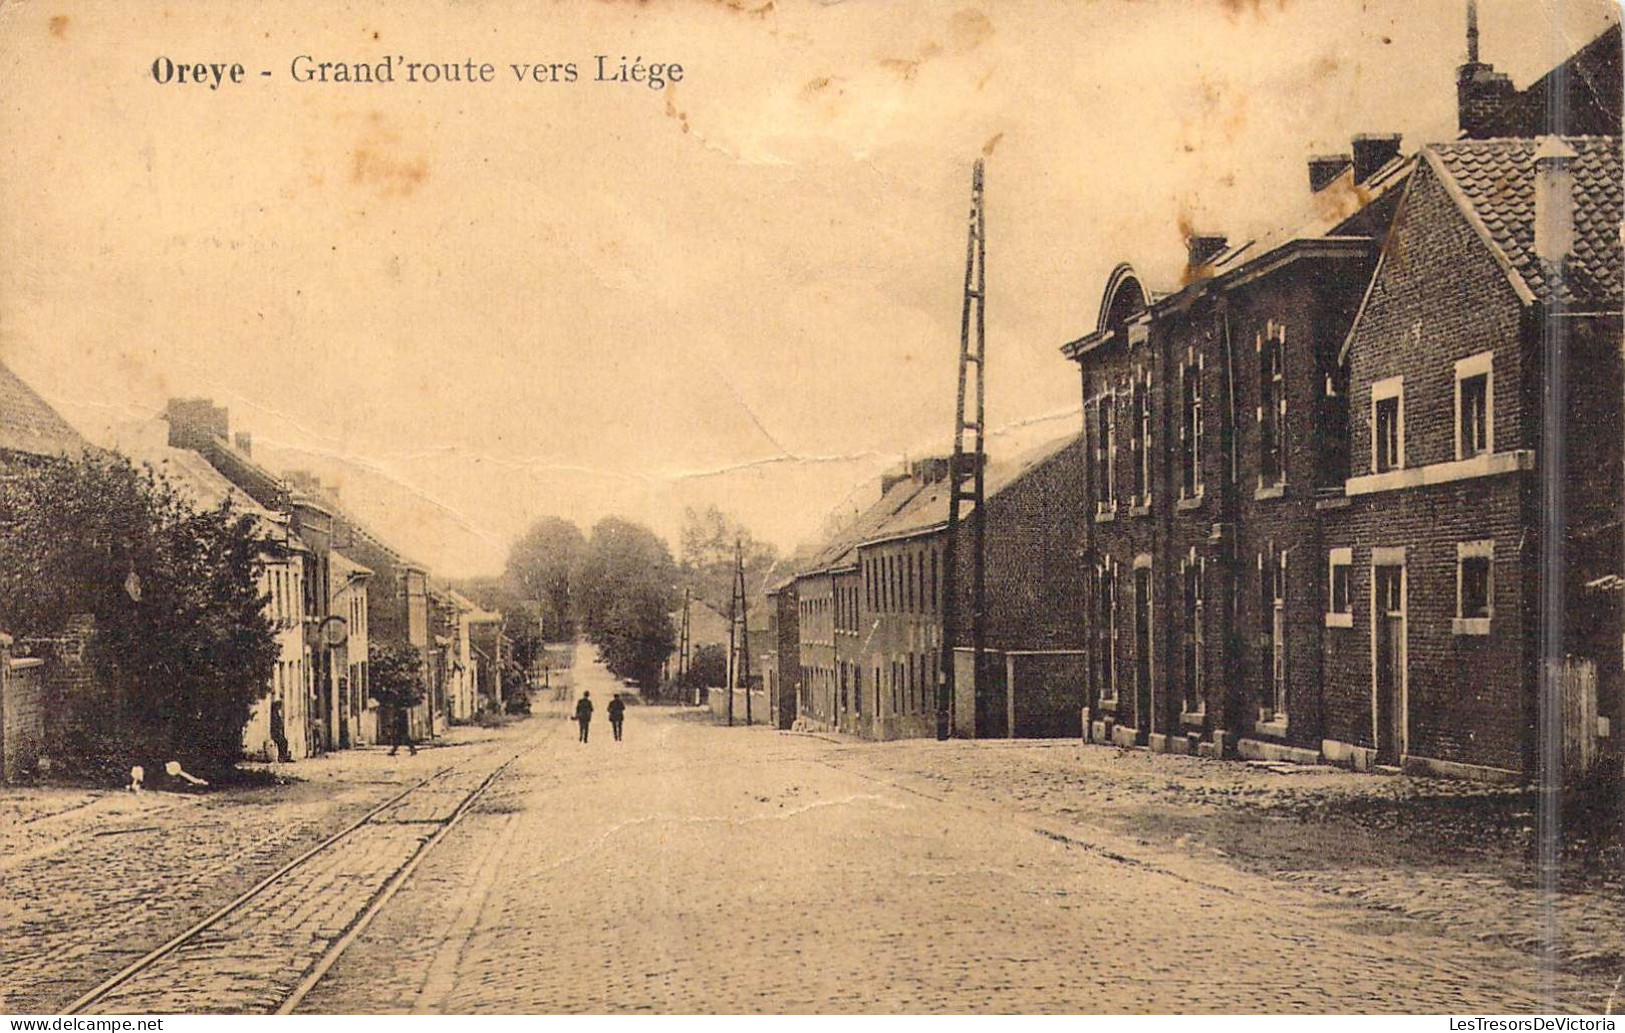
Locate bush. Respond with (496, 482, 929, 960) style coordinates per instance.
(0, 452, 278, 779)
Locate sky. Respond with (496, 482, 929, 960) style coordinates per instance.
(1, 0, 1617, 577)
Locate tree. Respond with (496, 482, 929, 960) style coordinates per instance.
(682, 643, 727, 690)
(677, 505, 780, 615)
(502, 516, 585, 641)
(367, 638, 426, 710)
(0, 452, 278, 779)
(574, 517, 677, 690)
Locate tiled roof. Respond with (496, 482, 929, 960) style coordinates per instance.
(109, 420, 289, 545)
(0, 359, 85, 459)
(858, 432, 1082, 549)
(1426, 137, 1623, 305)
(791, 432, 1082, 581)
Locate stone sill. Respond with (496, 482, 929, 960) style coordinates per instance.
(1452, 617, 1492, 636)
(1176, 494, 1205, 512)
(1325, 612, 1354, 628)
(1254, 483, 1286, 501)
(1180, 709, 1206, 728)
(1253, 717, 1289, 738)
(1346, 449, 1534, 496)
(1094, 509, 1117, 524)
(1130, 502, 1153, 518)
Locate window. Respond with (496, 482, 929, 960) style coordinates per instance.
(1181, 355, 1204, 499)
(1097, 562, 1119, 704)
(1455, 540, 1494, 635)
(1455, 352, 1493, 460)
(1131, 371, 1152, 505)
(1181, 553, 1205, 715)
(1260, 548, 1287, 724)
(1258, 323, 1286, 487)
(1327, 548, 1353, 628)
(1094, 392, 1119, 514)
(1372, 376, 1404, 473)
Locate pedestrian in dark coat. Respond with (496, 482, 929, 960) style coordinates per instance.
(575, 691, 593, 743)
(608, 694, 626, 742)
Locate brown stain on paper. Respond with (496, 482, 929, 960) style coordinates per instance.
(349, 112, 430, 197)
(48, 15, 69, 39)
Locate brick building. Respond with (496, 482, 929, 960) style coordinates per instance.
(1063, 12, 1622, 781)
(1065, 140, 1409, 759)
(1323, 134, 1622, 781)
(786, 436, 1087, 740)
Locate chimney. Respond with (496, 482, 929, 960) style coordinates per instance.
(1533, 136, 1577, 270)
(165, 397, 228, 452)
(1185, 232, 1228, 269)
(1457, 1, 1514, 138)
(910, 456, 953, 485)
(1308, 153, 1353, 192)
(234, 431, 253, 456)
(1351, 134, 1402, 182)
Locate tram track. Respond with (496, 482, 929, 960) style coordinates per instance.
(63, 735, 542, 1016)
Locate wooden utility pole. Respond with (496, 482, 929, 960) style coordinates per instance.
(678, 587, 692, 703)
(939, 158, 987, 742)
(726, 540, 753, 726)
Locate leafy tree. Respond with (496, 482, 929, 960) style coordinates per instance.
(574, 517, 677, 690)
(681, 642, 728, 689)
(677, 505, 780, 615)
(502, 516, 585, 641)
(0, 452, 278, 779)
(367, 638, 426, 710)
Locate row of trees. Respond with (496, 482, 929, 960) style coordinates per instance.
(495, 506, 781, 694)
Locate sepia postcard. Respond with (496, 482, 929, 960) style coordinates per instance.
(0, 0, 1622, 1018)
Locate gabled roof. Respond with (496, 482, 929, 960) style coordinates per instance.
(1063, 155, 1412, 360)
(793, 473, 939, 578)
(330, 551, 374, 582)
(1425, 137, 1623, 306)
(0, 359, 85, 460)
(110, 420, 291, 546)
(856, 432, 1083, 550)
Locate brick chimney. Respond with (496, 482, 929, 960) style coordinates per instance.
(1533, 136, 1577, 270)
(165, 398, 228, 452)
(1185, 232, 1229, 269)
(234, 431, 253, 456)
(1457, 0, 1514, 138)
(1308, 153, 1353, 192)
(1351, 134, 1402, 182)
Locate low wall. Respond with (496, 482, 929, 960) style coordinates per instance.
(707, 686, 770, 724)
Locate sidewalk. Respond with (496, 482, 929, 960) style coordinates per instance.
(820, 735, 1625, 980)
(0, 720, 530, 1014)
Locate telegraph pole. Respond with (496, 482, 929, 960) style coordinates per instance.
(678, 587, 692, 703)
(939, 158, 987, 742)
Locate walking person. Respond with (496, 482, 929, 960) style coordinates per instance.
(575, 690, 593, 744)
(388, 705, 417, 756)
(608, 693, 625, 742)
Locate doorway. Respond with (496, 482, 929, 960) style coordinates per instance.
(1373, 563, 1407, 766)
(1134, 564, 1153, 744)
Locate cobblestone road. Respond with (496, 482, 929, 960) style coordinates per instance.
(299, 658, 1605, 1014)
(0, 722, 531, 1014)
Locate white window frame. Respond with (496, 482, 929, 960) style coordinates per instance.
(1135, 368, 1153, 508)
(1257, 323, 1288, 490)
(1180, 351, 1205, 501)
(1326, 547, 1353, 628)
(1453, 539, 1494, 636)
(1099, 391, 1119, 515)
(1454, 351, 1495, 461)
(1371, 375, 1405, 474)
